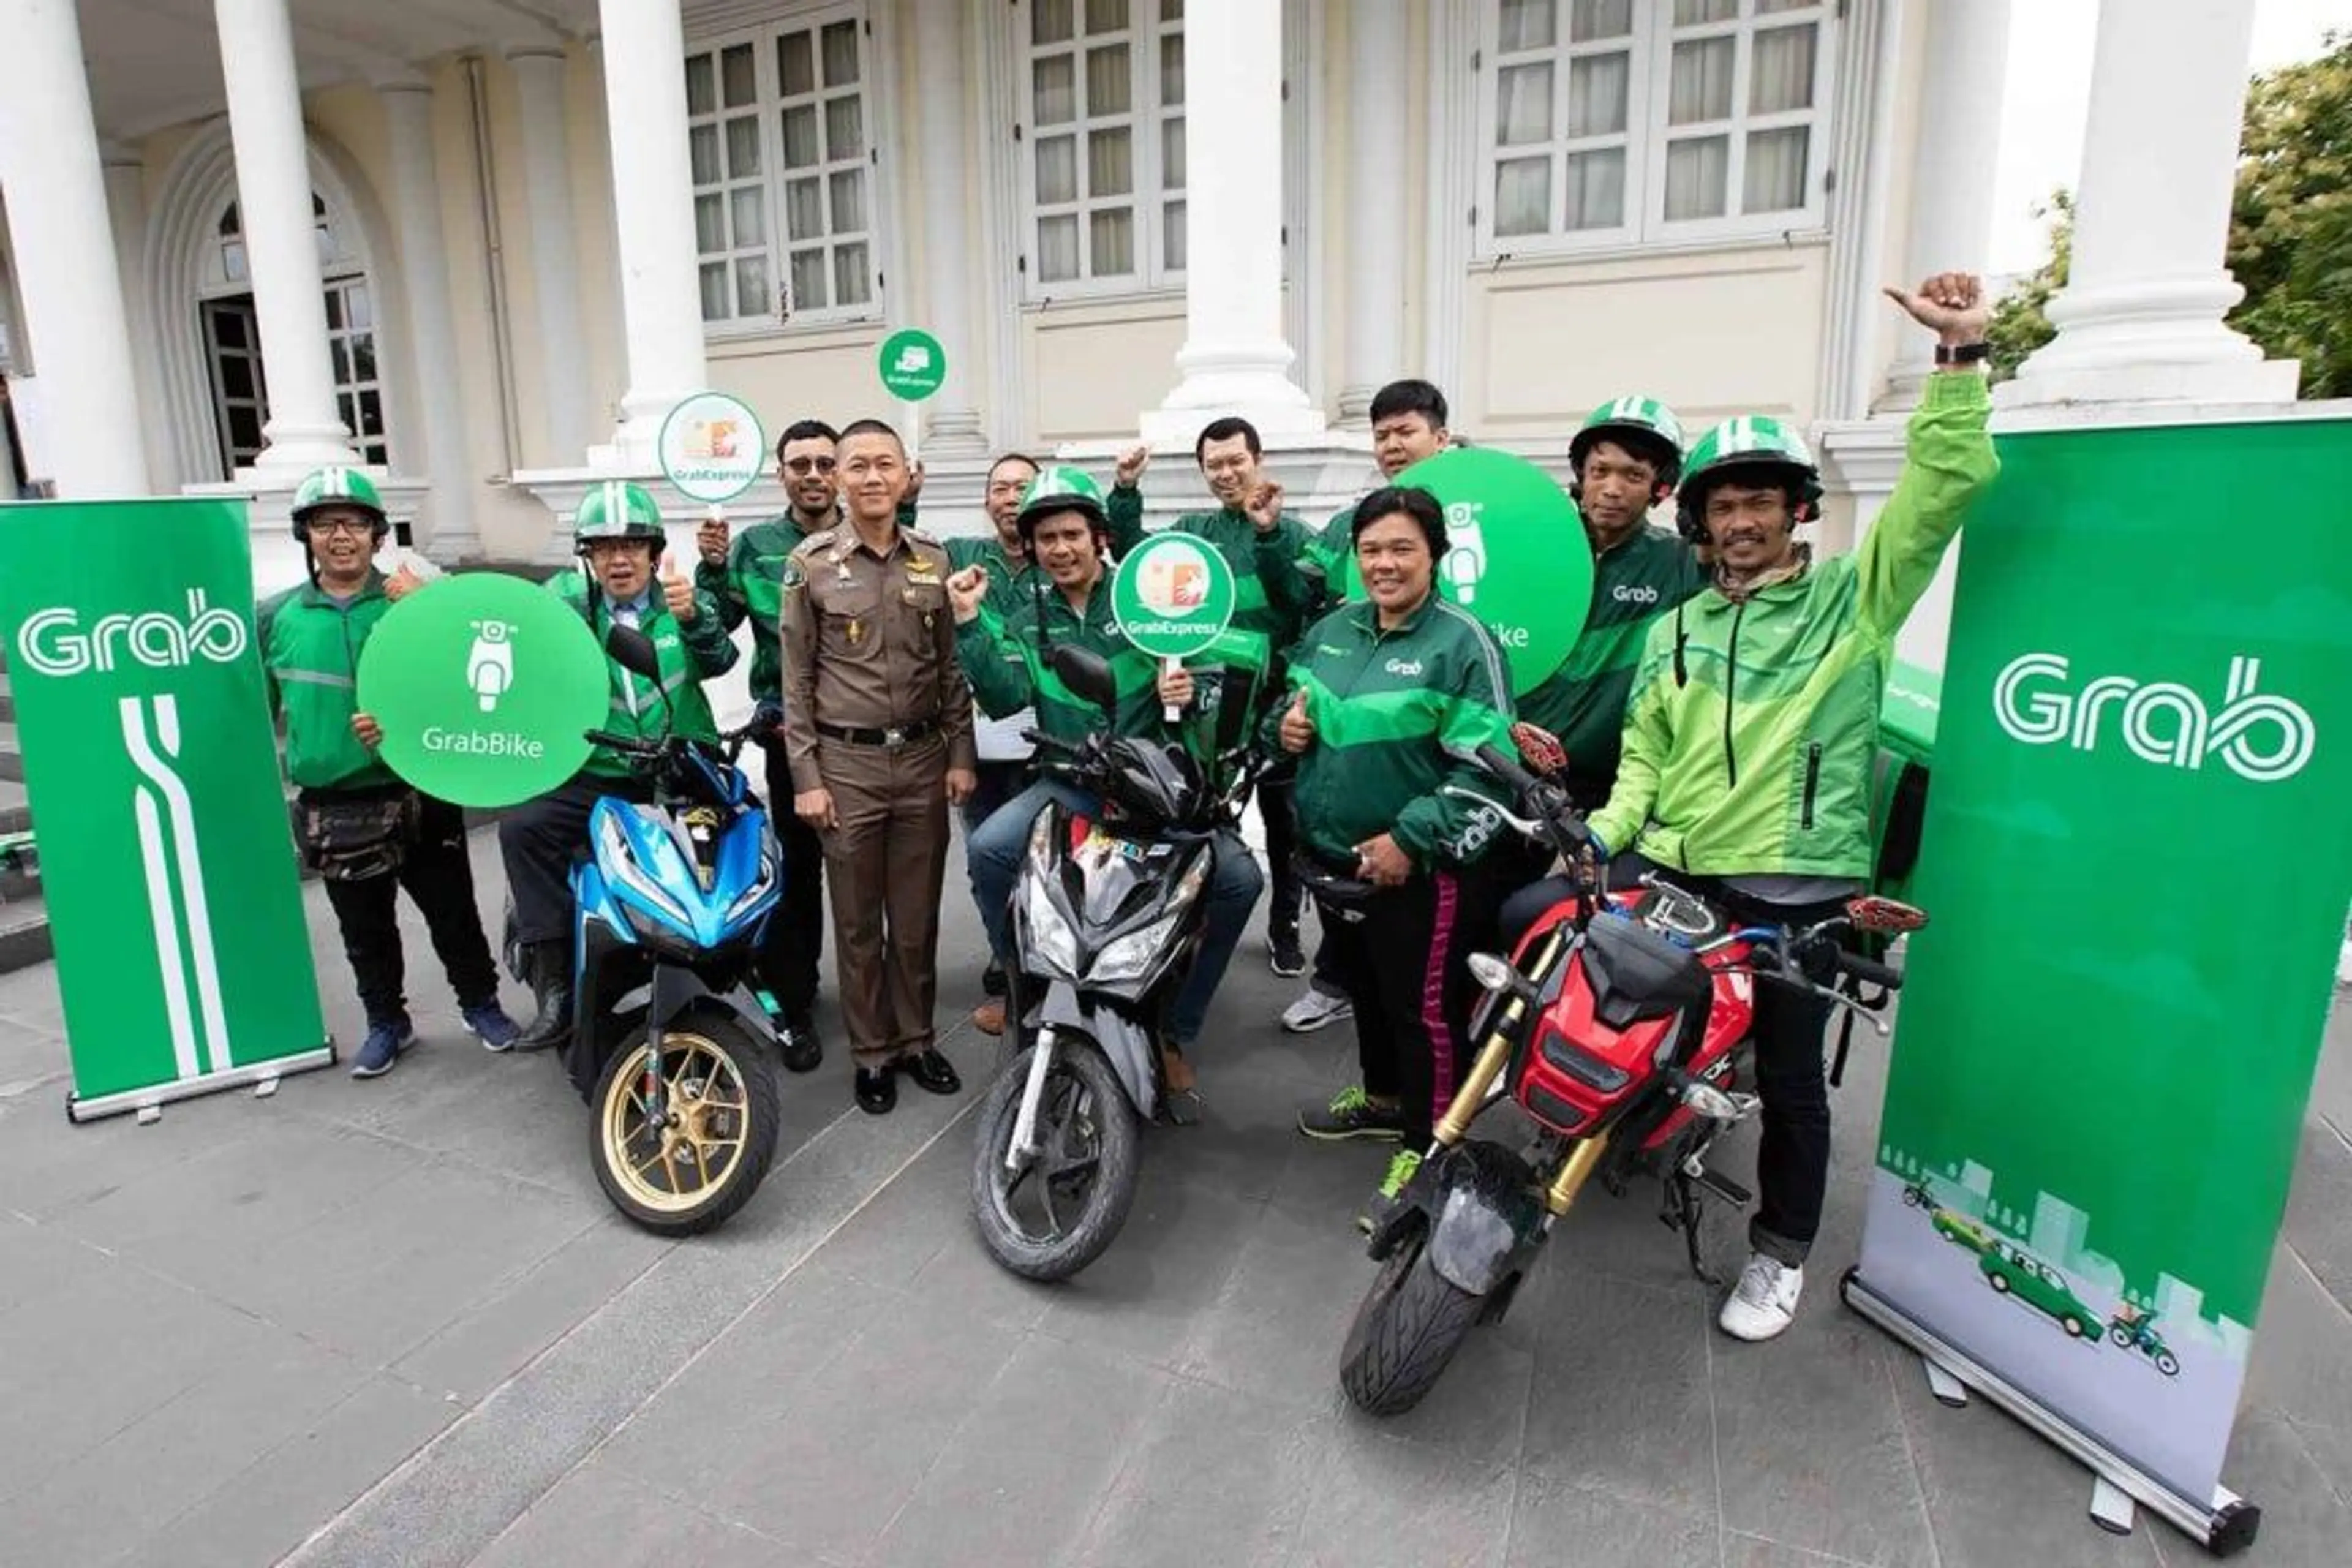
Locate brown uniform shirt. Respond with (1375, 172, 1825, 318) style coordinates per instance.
(778, 522, 977, 793)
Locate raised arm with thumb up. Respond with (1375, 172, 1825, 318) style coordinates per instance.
(659, 553, 699, 624)
(1278, 684, 1316, 755)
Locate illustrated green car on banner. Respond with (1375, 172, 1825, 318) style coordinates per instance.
(1979, 1241, 2100, 1342)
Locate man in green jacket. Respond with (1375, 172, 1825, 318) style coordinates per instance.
(500, 480, 739, 1054)
(262, 467, 519, 1078)
(946, 467, 1263, 1107)
(1278, 486, 1516, 1217)
(1578, 273, 1997, 1344)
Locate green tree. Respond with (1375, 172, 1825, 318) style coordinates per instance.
(1986, 34, 2352, 396)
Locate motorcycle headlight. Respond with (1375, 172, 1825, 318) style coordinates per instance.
(1089, 912, 1182, 984)
(1022, 873, 1082, 979)
(598, 813, 692, 927)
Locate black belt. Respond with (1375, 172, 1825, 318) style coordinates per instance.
(816, 717, 941, 748)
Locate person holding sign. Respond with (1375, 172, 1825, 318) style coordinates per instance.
(693, 416, 850, 1071)
(499, 481, 738, 1055)
(1577, 274, 1997, 1344)
(260, 467, 520, 1077)
(1278, 486, 1517, 1224)
(778, 419, 977, 1116)
(946, 468, 1264, 1108)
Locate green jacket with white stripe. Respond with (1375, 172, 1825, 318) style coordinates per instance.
(546, 570, 737, 778)
(258, 571, 399, 791)
(1588, 372, 1998, 878)
(1157, 503, 1316, 675)
(1282, 592, 1518, 870)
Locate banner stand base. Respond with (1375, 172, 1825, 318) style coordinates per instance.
(66, 1043, 338, 1125)
(2090, 1476, 2137, 1537)
(1921, 1357, 1969, 1409)
(1842, 1268, 2261, 1558)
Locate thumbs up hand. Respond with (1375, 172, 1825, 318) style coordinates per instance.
(1278, 685, 1316, 755)
(660, 554, 698, 624)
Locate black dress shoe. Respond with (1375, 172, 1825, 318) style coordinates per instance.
(899, 1049, 962, 1096)
(854, 1066, 897, 1115)
(779, 1019, 823, 1074)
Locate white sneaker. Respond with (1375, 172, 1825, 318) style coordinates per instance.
(1718, 1253, 1804, 1341)
(1280, 985, 1353, 1033)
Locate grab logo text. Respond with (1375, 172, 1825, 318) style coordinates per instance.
(1992, 653, 2315, 783)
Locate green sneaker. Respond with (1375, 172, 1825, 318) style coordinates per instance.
(1357, 1148, 1425, 1235)
(1297, 1085, 1407, 1142)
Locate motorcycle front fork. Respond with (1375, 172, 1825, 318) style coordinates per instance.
(1005, 1025, 1059, 1174)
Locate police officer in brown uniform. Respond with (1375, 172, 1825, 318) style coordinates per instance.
(780, 418, 978, 1114)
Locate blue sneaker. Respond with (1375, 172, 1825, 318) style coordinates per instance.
(463, 1003, 523, 1053)
(350, 1017, 415, 1079)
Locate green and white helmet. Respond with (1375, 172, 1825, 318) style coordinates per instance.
(1675, 414, 1823, 538)
(1569, 396, 1686, 496)
(573, 480, 667, 550)
(290, 465, 386, 539)
(1014, 464, 1110, 542)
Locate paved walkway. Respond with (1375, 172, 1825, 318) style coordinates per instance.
(0, 830, 2346, 1567)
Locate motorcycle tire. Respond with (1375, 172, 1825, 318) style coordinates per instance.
(1338, 1227, 1484, 1417)
(2156, 1350, 2180, 1378)
(2109, 1324, 2133, 1349)
(589, 1008, 780, 1237)
(970, 1042, 1140, 1281)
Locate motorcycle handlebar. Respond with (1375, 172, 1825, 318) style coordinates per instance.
(584, 728, 648, 752)
(1839, 951, 1903, 992)
(1475, 743, 1542, 799)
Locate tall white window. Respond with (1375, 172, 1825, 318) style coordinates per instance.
(1480, 0, 1831, 254)
(1019, 0, 1186, 298)
(685, 5, 879, 332)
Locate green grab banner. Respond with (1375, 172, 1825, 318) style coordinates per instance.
(878, 328, 948, 401)
(1847, 417, 2352, 1542)
(0, 498, 331, 1120)
(356, 573, 609, 809)
(1340, 447, 1594, 696)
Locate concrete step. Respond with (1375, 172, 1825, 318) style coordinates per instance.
(0, 722, 18, 783)
(0, 778, 27, 835)
(0, 671, 13, 723)
(0, 878, 48, 974)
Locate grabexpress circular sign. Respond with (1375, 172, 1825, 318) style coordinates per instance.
(657, 392, 766, 503)
(1340, 447, 1595, 696)
(878, 328, 947, 401)
(358, 574, 611, 808)
(1110, 532, 1237, 658)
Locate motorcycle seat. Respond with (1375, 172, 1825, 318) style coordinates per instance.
(1582, 915, 1713, 1031)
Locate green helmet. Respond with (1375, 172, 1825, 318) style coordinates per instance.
(1675, 414, 1822, 541)
(1014, 464, 1110, 543)
(573, 480, 667, 550)
(289, 465, 386, 540)
(1569, 396, 1686, 497)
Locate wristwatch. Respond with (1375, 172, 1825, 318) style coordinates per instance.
(1934, 341, 1992, 366)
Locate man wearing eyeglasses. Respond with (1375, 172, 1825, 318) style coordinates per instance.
(693, 416, 846, 1074)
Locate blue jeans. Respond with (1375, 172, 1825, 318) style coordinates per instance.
(969, 779, 1262, 1046)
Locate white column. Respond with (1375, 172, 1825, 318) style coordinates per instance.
(596, 0, 707, 469)
(214, 0, 359, 472)
(0, 0, 151, 497)
(2003, 0, 2298, 408)
(101, 141, 177, 491)
(507, 47, 594, 461)
(1336, 0, 1408, 426)
(1877, 0, 2008, 410)
(381, 80, 478, 560)
(1142, 0, 1321, 443)
(913, 7, 985, 454)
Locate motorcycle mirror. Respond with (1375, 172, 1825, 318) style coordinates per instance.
(605, 623, 663, 683)
(1049, 642, 1118, 714)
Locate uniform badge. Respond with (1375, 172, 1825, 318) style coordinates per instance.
(780, 559, 807, 590)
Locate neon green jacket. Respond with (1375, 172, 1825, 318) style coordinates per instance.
(1588, 372, 1997, 877)
(1283, 593, 1517, 870)
(546, 571, 736, 778)
(258, 573, 399, 791)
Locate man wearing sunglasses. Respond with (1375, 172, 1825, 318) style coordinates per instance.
(693, 417, 845, 1073)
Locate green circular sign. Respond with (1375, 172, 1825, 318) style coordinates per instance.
(657, 392, 766, 503)
(1340, 447, 1596, 695)
(357, 573, 611, 808)
(1110, 532, 1238, 658)
(878, 328, 947, 401)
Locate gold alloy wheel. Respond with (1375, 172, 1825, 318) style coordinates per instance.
(599, 1030, 752, 1215)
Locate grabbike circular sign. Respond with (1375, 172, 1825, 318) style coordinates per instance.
(657, 392, 766, 504)
(1109, 532, 1237, 658)
(357, 574, 611, 807)
(1340, 447, 1594, 696)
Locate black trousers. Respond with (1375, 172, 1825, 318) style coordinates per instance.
(498, 774, 655, 947)
(1257, 766, 1303, 941)
(1316, 858, 1498, 1149)
(318, 794, 499, 1025)
(1496, 853, 1839, 1265)
(756, 744, 828, 1024)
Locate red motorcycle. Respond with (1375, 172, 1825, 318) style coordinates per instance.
(1338, 726, 1925, 1415)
